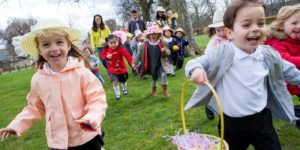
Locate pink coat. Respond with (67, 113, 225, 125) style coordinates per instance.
(6, 58, 107, 149)
(205, 35, 229, 54)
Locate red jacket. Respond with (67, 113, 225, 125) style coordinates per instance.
(101, 46, 133, 75)
(265, 36, 300, 95)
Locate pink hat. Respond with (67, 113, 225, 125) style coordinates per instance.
(112, 31, 127, 44)
(146, 24, 162, 35)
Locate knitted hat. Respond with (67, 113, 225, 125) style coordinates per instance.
(134, 30, 143, 38)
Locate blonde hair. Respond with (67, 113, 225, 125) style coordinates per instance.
(33, 29, 91, 70)
(271, 4, 300, 32)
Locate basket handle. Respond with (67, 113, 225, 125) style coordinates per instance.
(180, 80, 225, 150)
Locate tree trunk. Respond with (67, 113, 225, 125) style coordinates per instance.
(173, 0, 202, 56)
(138, 0, 154, 22)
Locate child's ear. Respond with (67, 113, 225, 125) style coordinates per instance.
(224, 28, 234, 40)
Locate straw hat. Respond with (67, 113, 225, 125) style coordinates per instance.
(175, 28, 186, 37)
(156, 6, 165, 12)
(208, 11, 225, 28)
(20, 18, 80, 57)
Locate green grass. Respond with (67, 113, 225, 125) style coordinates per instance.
(195, 34, 210, 49)
(0, 35, 300, 149)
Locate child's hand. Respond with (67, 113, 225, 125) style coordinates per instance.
(0, 128, 20, 141)
(99, 39, 105, 45)
(106, 53, 112, 59)
(131, 63, 136, 68)
(191, 68, 209, 84)
(75, 119, 98, 132)
(161, 47, 166, 52)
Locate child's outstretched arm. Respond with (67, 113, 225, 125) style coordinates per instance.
(281, 58, 300, 85)
(0, 79, 45, 140)
(185, 48, 218, 84)
(76, 71, 107, 131)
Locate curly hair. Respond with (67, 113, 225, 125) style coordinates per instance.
(271, 4, 300, 32)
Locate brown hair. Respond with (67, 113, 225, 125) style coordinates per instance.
(208, 28, 216, 38)
(82, 46, 94, 54)
(92, 14, 105, 31)
(271, 4, 300, 32)
(224, 0, 265, 30)
(33, 33, 91, 70)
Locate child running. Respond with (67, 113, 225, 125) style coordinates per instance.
(134, 24, 171, 97)
(172, 28, 189, 70)
(100, 34, 134, 100)
(205, 10, 229, 53)
(265, 4, 300, 129)
(185, 0, 300, 149)
(204, 10, 229, 120)
(83, 46, 105, 83)
(0, 18, 107, 150)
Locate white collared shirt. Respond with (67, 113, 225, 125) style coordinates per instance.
(216, 43, 269, 117)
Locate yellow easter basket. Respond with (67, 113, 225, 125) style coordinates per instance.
(175, 80, 229, 150)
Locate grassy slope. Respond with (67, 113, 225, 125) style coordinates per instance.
(0, 35, 299, 150)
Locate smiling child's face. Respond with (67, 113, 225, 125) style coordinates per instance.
(228, 6, 265, 54)
(283, 11, 300, 39)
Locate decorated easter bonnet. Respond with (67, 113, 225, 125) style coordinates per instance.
(112, 31, 127, 44)
(20, 18, 80, 57)
(146, 23, 162, 38)
(208, 10, 225, 28)
(175, 28, 186, 37)
(156, 6, 166, 12)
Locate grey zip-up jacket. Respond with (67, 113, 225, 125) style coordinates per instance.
(185, 43, 300, 123)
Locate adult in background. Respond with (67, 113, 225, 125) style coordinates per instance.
(90, 14, 111, 69)
(155, 6, 167, 28)
(128, 10, 146, 36)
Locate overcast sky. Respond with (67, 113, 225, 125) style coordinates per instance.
(0, 0, 119, 34)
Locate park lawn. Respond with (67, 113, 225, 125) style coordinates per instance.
(0, 35, 299, 150)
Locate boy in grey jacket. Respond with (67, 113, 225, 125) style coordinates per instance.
(185, 0, 299, 150)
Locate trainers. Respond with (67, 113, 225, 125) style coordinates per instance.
(123, 90, 128, 96)
(205, 107, 215, 120)
(116, 96, 121, 100)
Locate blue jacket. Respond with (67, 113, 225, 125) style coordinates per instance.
(185, 43, 300, 123)
(173, 37, 189, 57)
(89, 54, 100, 70)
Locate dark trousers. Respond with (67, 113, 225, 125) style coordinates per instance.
(50, 134, 104, 150)
(218, 108, 281, 150)
(97, 47, 108, 69)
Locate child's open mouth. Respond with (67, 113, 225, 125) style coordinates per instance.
(247, 36, 260, 45)
(50, 54, 62, 59)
